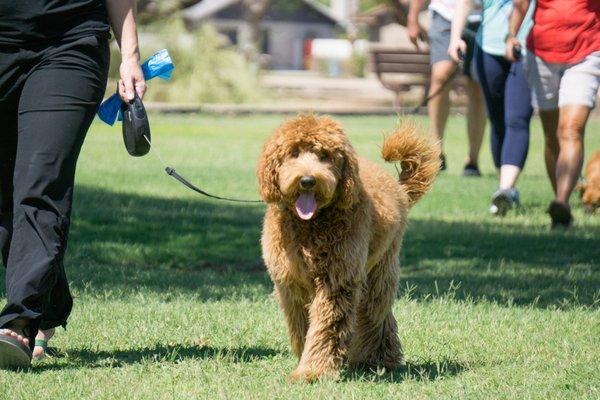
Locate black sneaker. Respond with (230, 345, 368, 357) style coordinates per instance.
(490, 188, 520, 216)
(440, 153, 447, 171)
(462, 162, 481, 177)
(548, 201, 573, 230)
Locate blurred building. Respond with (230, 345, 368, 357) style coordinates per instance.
(182, 0, 346, 70)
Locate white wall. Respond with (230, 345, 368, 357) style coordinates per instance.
(263, 21, 335, 70)
(331, 0, 358, 22)
(207, 19, 336, 70)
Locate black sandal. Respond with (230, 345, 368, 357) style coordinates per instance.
(548, 201, 573, 229)
(0, 331, 32, 369)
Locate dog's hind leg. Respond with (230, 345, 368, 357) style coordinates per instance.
(348, 240, 403, 370)
(275, 285, 309, 359)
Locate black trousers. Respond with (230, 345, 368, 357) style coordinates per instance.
(0, 35, 109, 344)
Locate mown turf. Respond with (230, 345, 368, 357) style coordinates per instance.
(1, 113, 599, 399)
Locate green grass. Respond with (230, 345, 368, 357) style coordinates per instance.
(1, 113, 599, 399)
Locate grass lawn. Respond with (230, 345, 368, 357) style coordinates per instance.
(1, 113, 599, 399)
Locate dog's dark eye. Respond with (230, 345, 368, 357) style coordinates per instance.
(319, 152, 330, 162)
(291, 148, 300, 158)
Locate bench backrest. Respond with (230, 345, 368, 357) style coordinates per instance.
(370, 46, 431, 75)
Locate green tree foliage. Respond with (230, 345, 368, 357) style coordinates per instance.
(111, 22, 262, 103)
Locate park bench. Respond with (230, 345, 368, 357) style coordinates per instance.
(369, 44, 464, 108)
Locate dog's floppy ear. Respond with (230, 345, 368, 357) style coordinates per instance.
(256, 136, 284, 203)
(337, 145, 361, 209)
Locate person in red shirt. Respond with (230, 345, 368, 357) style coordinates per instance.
(506, 0, 600, 229)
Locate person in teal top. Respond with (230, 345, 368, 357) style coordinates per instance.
(448, 0, 535, 216)
(476, 0, 534, 56)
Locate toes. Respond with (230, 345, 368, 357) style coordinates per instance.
(0, 329, 30, 346)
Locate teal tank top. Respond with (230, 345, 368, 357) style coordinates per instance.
(476, 0, 535, 56)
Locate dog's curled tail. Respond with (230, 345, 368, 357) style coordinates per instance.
(381, 122, 440, 205)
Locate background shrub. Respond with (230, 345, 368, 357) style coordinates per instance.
(108, 22, 263, 104)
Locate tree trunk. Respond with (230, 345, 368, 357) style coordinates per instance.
(137, 0, 204, 25)
(385, 0, 410, 26)
(241, 0, 270, 70)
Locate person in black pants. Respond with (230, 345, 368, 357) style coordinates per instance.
(0, 0, 146, 369)
(449, 0, 534, 216)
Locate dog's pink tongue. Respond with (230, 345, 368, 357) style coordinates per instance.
(295, 193, 317, 220)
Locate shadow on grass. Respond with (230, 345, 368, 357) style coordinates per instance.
(33, 342, 469, 383)
(31, 343, 282, 372)
(343, 359, 469, 383)
(1, 185, 598, 307)
(402, 218, 600, 307)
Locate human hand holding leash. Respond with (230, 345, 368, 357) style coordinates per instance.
(505, 36, 522, 62)
(448, 38, 467, 63)
(119, 57, 146, 102)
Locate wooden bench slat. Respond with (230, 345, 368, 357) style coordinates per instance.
(374, 53, 430, 64)
(369, 46, 429, 55)
(369, 46, 464, 106)
(376, 63, 431, 74)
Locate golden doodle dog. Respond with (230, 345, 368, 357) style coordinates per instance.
(256, 114, 439, 382)
(580, 150, 600, 213)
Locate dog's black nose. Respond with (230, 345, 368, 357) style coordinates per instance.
(300, 175, 316, 189)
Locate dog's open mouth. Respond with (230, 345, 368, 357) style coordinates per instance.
(295, 192, 317, 220)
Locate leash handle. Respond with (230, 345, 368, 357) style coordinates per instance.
(512, 44, 523, 61)
(164, 167, 263, 204)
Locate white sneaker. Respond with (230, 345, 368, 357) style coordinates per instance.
(490, 188, 520, 216)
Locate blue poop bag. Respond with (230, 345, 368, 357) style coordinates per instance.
(97, 48, 174, 125)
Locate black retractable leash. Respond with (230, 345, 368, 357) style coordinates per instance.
(512, 44, 523, 61)
(121, 96, 263, 204)
(121, 94, 151, 156)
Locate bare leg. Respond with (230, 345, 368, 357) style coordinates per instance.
(428, 61, 454, 157)
(555, 105, 590, 205)
(499, 165, 522, 190)
(539, 109, 560, 193)
(465, 78, 486, 166)
(32, 328, 55, 360)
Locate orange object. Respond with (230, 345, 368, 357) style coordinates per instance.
(527, 0, 600, 64)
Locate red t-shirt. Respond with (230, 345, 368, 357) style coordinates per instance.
(527, 0, 600, 64)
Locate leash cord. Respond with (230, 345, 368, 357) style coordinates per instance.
(143, 135, 264, 204)
(142, 55, 457, 202)
(410, 60, 463, 114)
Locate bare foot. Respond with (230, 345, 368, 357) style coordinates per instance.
(0, 328, 30, 348)
(32, 328, 55, 360)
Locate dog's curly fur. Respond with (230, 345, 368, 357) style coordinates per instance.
(580, 150, 600, 213)
(257, 114, 439, 382)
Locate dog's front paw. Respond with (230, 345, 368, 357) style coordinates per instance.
(289, 365, 340, 383)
